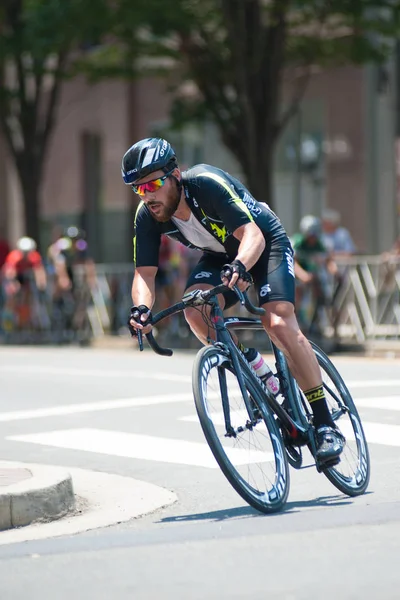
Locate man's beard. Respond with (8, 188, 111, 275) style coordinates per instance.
(150, 183, 180, 223)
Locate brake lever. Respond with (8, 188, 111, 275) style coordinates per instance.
(131, 309, 144, 351)
(232, 284, 246, 305)
(137, 328, 144, 351)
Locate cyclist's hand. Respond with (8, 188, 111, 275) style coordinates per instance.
(221, 260, 253, 290)
(128, 305, 153, 336)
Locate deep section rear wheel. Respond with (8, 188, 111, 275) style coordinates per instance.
(193, 345, 290, 514)
(311, 342, 370, 496)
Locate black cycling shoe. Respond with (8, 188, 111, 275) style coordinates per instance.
(315, 425, 345, 465)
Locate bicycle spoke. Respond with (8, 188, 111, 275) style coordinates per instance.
(193, 346, 289, 513)
(311, 342, 370, 496)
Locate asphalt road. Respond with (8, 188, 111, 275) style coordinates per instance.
(0, 344, 400, 599)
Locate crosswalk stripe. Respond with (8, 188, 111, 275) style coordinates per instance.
(0, 394, 194, 422)
(2, 364, 400, 389)
(0, 393, 398, 425)
(340, 421, 400, 447)
(180, 396, 400, 423)
(348, 381, 400, 389)
(354, 396, 400, 411)
(0, 365, 192, 383)
(180, 414, 400, 448)
(7, 429, 273, 468)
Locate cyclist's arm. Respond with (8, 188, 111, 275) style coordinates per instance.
(294, 260, 313, 283)
(131, 266, 157, 309)
(33, 263, 47, 291)
(233, 222, 266, 271)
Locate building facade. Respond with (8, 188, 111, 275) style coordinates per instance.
(0, 63, 397, 262)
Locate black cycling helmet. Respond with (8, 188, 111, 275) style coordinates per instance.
(121, 137, 178, 185)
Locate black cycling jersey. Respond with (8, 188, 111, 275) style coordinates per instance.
(133, 164, 288, 268)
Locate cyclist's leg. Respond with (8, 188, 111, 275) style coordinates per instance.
(251, 241, 344, 462)
(183, 254, 238, 345)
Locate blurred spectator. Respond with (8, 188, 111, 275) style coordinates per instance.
(321, 208, 356, 257)
(381, 236, 400, 262)
(0, 237, 10, 269)
(291, 215, 337, 335)
(380, 235, 400, 294)
(0, 237, 10, 333)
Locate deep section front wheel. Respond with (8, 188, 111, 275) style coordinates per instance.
(192, 345, 290, 514)
(311, 342, 370, 496)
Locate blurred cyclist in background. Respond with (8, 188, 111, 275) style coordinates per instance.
(48, 226, 95, 291)
(3, 237, 47, 295)
(1, 237, 47, 333)
(291, 216, 337, 334)
(47, 226, 96, 342)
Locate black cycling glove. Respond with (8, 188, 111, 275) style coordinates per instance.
(221, 260, 253, 284)
(128, 304, 152, 336)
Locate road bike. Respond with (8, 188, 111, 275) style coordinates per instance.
(135, 283, 370, 514)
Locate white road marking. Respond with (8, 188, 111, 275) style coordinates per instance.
(7, 429, 273, 468)
(0, 365, 191, 383)
(0, 393, 194, 422)
(2, 364, 400, 389)
(354, 396, 400, 411)
(0, 391, 398, 425)
(347, 381, 400, 389)
(339, 421, 400, 447)
(180, 396, 400, 423)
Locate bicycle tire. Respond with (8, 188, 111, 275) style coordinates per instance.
(193, 345, 290, 514)
(311, 342, 370, 496)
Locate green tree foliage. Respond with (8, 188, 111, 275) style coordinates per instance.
(0, 0, 118, 242)
(115, 0, 400, 205)
(1, 0, 400, 240)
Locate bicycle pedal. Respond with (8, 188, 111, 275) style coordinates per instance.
(316, 456, 340, 472)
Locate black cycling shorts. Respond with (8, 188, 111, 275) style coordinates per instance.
(185, 242, 295, 309)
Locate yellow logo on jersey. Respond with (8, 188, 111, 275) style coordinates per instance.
(210, 222, 227, 242)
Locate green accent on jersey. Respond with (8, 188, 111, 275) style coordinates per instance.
(199, 207, 228, 242)
(198, 172, 254, 222)
(209, 221, 228, 242)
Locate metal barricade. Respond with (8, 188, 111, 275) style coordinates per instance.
(89, 257, 400, 345)
(2, 256, 399, 345)
(332, 256, 400, 342)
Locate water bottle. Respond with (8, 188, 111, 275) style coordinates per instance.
(247, 350, 280, 396)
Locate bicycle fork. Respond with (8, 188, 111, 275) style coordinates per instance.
(217, 350, 259, 438)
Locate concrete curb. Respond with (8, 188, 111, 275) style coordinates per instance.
(0, 463, 177, 546)
(0, 462, 75, 531)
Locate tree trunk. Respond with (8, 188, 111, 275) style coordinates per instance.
(245, 157, 274, 209)
(224, 130, 276, 210)
(18, 163, 42, 247)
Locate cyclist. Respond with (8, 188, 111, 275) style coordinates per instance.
(123, 137, 345, 465)
(291, 215, 337, 333)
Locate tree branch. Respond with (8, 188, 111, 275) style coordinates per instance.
(259, 0, 290, 139)
(277, 66, 312, 135)
(0, 59, 19, 162)
(33, 59, 44, 134)
(38, 50, 68, 163)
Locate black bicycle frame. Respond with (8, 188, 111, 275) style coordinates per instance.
(208, 296, 257, 435)
(223, 315, 310, 443)
(142, 285, 310, 443)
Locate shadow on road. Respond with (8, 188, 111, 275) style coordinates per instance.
(157, 493, 365, 524)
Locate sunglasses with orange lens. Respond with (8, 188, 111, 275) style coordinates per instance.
(132, 170, 173, 196)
